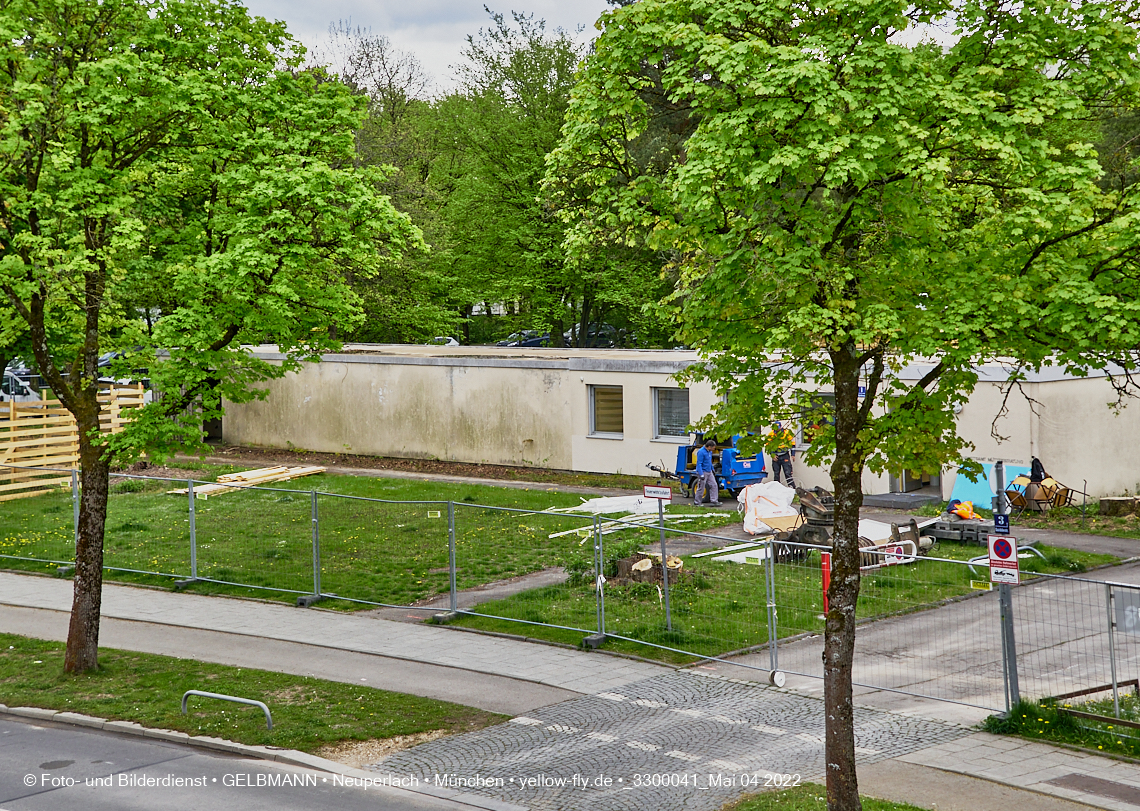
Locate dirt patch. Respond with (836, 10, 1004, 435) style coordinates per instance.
(193, 444, 655, 490)
(113, 460, 210, 481)
(315, 730, 448, 768)
(264, 686, 313, 706)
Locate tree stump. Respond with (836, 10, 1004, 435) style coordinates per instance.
(1100, 497, 1140, 517)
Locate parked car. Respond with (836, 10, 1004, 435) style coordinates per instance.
(427, 337, 460, 347)
(1, 368, 40, 402)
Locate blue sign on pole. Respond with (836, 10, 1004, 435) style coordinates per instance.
(858, 386, 867, 398)
(994, 513, 1010, 535)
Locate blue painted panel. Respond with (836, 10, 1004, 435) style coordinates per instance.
(950, 462, 1031, 507)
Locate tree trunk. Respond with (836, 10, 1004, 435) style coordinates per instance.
(824, 341, 864, 811)
(64, 396, 109, 673)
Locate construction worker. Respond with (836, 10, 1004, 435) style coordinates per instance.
(768, 421, 796, 488)
(694, 439, 720, 506)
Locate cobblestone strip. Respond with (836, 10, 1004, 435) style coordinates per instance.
(371, 671, 970, 811)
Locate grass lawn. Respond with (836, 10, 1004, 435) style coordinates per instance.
(0, 461, 737, 608)
(453, 540, 1116, 663)
(724, 783, 926, 810)
(985, 696, 1140, 760)
(0, 632, 503, 752)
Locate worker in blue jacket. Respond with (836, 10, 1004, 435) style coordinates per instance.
(694, 439, 720, 507)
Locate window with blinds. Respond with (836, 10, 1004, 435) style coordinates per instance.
(590, 385, 624, 435)
(654, 388, 690, 438)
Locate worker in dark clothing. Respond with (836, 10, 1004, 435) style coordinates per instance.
(768, 421, 796, 488)
(694, 439, 720, 506)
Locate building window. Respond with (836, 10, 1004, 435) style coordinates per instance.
(589, 385, 623, 436)
(653, 388, 690, 439)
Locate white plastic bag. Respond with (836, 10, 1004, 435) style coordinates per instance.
(738, 481, 799, 535)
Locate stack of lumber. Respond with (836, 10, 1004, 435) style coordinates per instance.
(167, 465, 326, 499)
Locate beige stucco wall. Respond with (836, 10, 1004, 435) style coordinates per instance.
(222, 347, 1140, 497)
(568, 370, 719, 475)
(223, 355, 573, 468)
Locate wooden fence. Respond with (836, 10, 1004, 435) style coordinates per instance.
(0, 384, 146, 503)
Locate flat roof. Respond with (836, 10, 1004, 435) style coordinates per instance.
(245, 344, 1110, 382)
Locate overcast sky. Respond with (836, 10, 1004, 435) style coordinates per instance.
(241, 0, 611, 91)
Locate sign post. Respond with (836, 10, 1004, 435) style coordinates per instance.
(644, 485, 673, 631)
(989, 533, 1021, 710)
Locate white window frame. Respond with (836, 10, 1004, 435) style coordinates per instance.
(652, 387, 690, 442)
(588, 384, 624, 438)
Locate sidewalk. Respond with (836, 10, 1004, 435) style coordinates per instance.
(0, 572, 667, 698)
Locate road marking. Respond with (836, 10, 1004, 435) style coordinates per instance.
(711, 715, 747, 725)
(707, 759, 743, 771)
(670, 708, 704, 718)
(627, 740, 660, 751)
(633, 699, 667, 708)
(597, 693, 626, 702)
(854, 746, 880, 756)
(751, 724, 787, 736)
(586, 732, 618, 742)
(545, 724, 581, 733)
(664, 750, 703, 762)
(509, 717, 543, 726)
(796, 733, 822, 744)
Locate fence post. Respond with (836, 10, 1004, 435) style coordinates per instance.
(188, 480, 198, 580)
(311, 490, 321, 598)
(448, 501, 457, 613)
(582, 515, 607, 649)
(764, 538, 780, 681)
(1107, 583, 1121, 718)
(999, 583, 1020, 710)
(658, 498, 672, 632)
(596, 516, 606, 637)
(71, 468, 79, 546)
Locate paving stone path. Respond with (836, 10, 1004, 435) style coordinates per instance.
(371, 670, 969, 811)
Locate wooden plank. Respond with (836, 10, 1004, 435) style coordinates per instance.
(1, 455, 80, 469)
(0, 487, 70, 503)
(0, 476, 72, 494)
(216, 466, 291, 483)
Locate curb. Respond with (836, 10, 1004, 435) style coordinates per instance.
(0, 704, 527, 811)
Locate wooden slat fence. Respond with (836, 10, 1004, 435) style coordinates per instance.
(0, 384, 145, 502)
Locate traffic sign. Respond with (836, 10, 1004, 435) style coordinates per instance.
(643, 485, 672, 500)
(988, 534, 1020, 585)
(993, 513, 1010, 534)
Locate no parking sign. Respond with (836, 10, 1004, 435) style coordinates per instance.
(988, 535, 1020, 585)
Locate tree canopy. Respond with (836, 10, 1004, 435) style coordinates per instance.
(546, 0, 1140, 807)
(0, 0, 421, 671)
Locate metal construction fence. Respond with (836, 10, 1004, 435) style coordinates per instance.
(2, 462, 1137, 714)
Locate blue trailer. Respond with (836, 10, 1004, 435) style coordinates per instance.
(648, 436, 767, 500)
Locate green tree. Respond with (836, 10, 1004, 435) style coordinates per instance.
(547, 0, 1140, 808)
(315, 23, 459, 343)
(0, 0, 420, 672)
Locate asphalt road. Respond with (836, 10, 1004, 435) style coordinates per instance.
(0, 716, 480, 811)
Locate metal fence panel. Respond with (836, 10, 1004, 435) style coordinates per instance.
(190, 482, 313, 594)
(451, 503, 599, 638)
(0, 463, 75, 571)
(101, 472, 191, 579)
(316, 493, 450, 607)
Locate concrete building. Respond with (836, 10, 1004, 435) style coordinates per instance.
(221, 345, 1139, 499)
